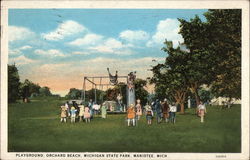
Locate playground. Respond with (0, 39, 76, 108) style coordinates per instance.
(8, 98, 241, 152)
(7, 69, 242, 153)
(79, 69, 137, 112)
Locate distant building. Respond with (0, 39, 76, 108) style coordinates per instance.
(210, 97, 241, 105)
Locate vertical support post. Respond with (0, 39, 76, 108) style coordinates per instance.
(83, 77, 86, 102)
(81, 77, 83, 100)
(84, 78, 86, 102)
(94, 84, 97, 103)
(99, 78, 102, 90)
(100, 77, 103, 103)
(92, 78, 94, 89)
(126, 75, 135, 108)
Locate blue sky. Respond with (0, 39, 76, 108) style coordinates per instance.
(8, 9, 207, 95)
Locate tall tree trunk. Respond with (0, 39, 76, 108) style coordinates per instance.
(190, 83, 200, 107)
(174, 90, 186, 114)
(180, 103, 185, 114)
(194, 89, 200, 106)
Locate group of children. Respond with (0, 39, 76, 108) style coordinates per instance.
(60, 103, 90, 123)
(126, 99, 178, 126)
(60, 99, 207, 125)
(60, 100, 108, 123)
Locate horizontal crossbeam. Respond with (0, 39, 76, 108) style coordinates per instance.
(85, 77, 96, 85)
(85, 76, 128, 79)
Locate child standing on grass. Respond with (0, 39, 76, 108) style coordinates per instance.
(101, 103, 107, 119)
(127, 104, 136, 126)
(198, 101, 207, 123)
(162, 99, 170, 123)
(88, 99, 94, 119)
(145, 105, 154, 125)
(84, 106, 91, 123)
(155, 99, 162, 124)
(169, 103, 177, 124)
(78, 104, 84, 122)
(65, 101, 70, 118)
(70, 106, 77, 123)
(60, 104, 67, 123)
(136, 99, 142, 121)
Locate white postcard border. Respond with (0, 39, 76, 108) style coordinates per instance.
(1, 1, 249, 160)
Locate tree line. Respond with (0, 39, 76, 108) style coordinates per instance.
(8, 63, 149, 104)
(150, 9, 241, 113)
(8, 64, 53, 103)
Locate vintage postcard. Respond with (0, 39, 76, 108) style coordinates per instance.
(1, 0, 249, 160)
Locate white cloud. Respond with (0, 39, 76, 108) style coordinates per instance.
(71, 51, 90, 55)
(146, 18, 184, 48)
(8, 55, 36, 65)
(9, 45, 33, 55)
(37, 63, 70, 74)
(19, 45, 32, 50)
(89, 45, 114, 53)
(9, 26, 35, 42)
(34, 49, 66, 57)
(88, 38, 133, 55)
(120, 30, 149, 42)
(105, 38, 123, 49)
(9, 49, 21, 55)
(42, 20, 87, 41)
(68, 33, 103, 46)
(87, 57, 116, 64)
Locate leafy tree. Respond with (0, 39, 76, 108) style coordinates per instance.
(178, 9, 241, 100)
(29, 83, 40, 95)
(104, 88, 117, 101)
(67, 88, 105, 103)
(66, 88, 81, 99)
(178, 16, 214, 106)
(103, 84, 125, 102)
(39, 86, 52, 97)
(134, 78, 149, 105)
(20, 79, 43, 101)
(87, 88, 104, 104)
(198, 87, 214, 104)
(29, 82, 41, 98)
(205, 9, 241, 99)
(151, 41, 189, 114)
(8, 64, 21, 103)
(20, 79, 32, 102)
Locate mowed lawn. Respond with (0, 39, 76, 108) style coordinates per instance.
(8, 99, 241, 152)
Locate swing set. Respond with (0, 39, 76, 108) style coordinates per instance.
(81, 75, 128, 103)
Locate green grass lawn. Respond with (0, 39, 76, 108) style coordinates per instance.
(8, 99, 241, 152)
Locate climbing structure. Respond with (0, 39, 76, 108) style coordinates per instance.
(127, 71, 136, 106)
(81, 70, 136, 109)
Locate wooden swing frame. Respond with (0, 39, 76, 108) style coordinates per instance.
(81, 76, 128, 103)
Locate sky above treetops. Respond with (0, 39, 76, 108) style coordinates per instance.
(8, 9, 207, 96)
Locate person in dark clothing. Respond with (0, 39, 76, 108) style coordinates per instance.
(161, 99, 170, 123)
(155, 99, 162, 124)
